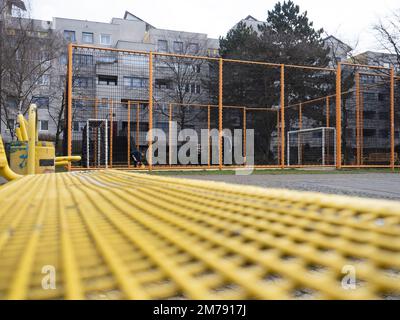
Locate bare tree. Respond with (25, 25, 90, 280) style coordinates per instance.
(153, 35, 212, 130)
(0, 0, 64, 140)
(373, 10, 400, 68)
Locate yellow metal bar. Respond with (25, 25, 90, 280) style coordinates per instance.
(55, 156, 81, 162)
(0, 170, 399, 299)
(17, 114, 28, 142)
(55, 161, 69, 166)
(27, 105, 37, 175)
(390, 67, 395, 171)
(149, 52, 153, 171)
(280, 64, 285, 168)
(336, 63, 342, 169)
(15, 127, 23, 142)
(0, 135, 22, 181)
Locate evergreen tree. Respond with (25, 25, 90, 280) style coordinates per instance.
(219, 1, 335, 163)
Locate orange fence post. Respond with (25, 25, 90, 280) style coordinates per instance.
(326, 96, 330, 128)
(356, 72, 360, 166)
(136, 103, 140, 149)
(67, 43, 73, 171)
(218, 58, 223, 170)
(149, 52, 153, 171)
(243, 107, 247, 165)
(109, 99, 113, 168)
(280, 64, 285, 168)
(169, 103, 172, 166)
(277, 110, 280, 166)
(128, 101, 131, 168)
(360, 91, 364, 165)
(208, 105, 211, 169)
(336, 63, 342, 169)
(390, 67, 395, 171)
(298, 103, 302, 165)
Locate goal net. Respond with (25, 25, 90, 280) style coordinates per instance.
(287, 127, 336, 166)
(84, 119, 108, 168)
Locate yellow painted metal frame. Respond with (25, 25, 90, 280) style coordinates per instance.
(0, 170, 399, 300)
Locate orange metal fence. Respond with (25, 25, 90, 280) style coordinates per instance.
(65, 44, 399, 171)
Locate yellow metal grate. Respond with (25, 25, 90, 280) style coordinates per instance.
(0, 170, 399, 300)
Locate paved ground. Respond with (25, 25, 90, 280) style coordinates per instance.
(2, 172, 400, 201)
(177, 173, 400, 200)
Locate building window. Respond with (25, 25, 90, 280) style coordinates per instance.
(364, 111, 376, 120)
(363, 129, 376, 137)
(82, 32, 94, 44)
(123, 76, 148, 88)
(378, 93, 385, 101)
(73, 121, 80, 132)
(6, 97, 17, 108)
(379, 112, 389, 120)
(361, 75, 375, 84)
(379, 130, 389, 139)
(73, 54, 93, 65)
(155, 79, 173, 89)
(188, 43, 199, 54)
(38, 31, 48, 38)
(39, 120, 49, 131)
(7, 119, 15, 130)
(35, 74, 50, 86)
(73, 77, 94, 88)
(123, 55, 148, 66)
(173, 41, 183, 53)
(185, 83, 201, 94)
(63, 30, 76, 42)
(32, 96, 49, 109)
(98, 75, 117, 86)
(100, 34, 112, 45)
(157, 40, 168, 52)
(60, 54, 68, 65)
(96, 54, 117, 64)
(363, 93, 376, 101)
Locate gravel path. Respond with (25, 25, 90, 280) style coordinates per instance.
(178, 173, 400, 200)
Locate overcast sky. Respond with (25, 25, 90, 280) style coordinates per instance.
(29, 0, 399, 53)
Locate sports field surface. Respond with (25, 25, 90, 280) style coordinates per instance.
(152, 169, 400, 200)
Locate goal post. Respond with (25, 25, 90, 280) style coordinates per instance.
(287, 127, 336, 167)
(86, 119, 108, 168)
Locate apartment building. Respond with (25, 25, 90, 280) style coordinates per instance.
(1, 8, 220, 153)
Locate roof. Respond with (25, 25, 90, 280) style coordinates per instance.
(123, 11, 155, 29)
(323, 35, 352, 52)
(244, 15, 259, 21)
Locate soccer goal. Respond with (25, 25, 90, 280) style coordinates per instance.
(86, 119, 108, 168)
(287, 127, 336, 166)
